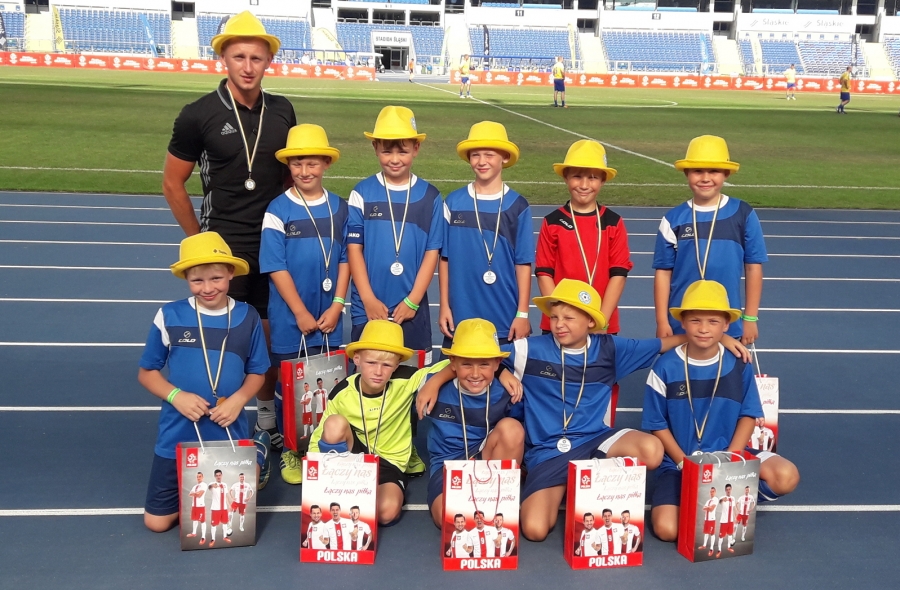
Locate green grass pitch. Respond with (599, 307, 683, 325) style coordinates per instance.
(1, 68, 899, 208)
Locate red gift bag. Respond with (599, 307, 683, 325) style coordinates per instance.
(280, 340, 347, 451)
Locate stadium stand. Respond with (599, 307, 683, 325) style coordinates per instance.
(0, 10, 25, 50)
(758, 39, 805, 74)
(336, 22, 444, 57)
(738, 39, 756, 75)
(468, 25, 573, 68)
(58, 7, 170, 54)
(482, 3, 519, 6)
(885, 36, 900, 76)
(343, 0, 429, 3)
(197, 14, 311, 54)
(601, 30, 715, 73)
(797, 41, 854, 76)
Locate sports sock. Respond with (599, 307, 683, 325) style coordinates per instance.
(717, 537, 723, 551)
(562, 101, 565, 106)
(240, 515, 245, 530)
(729, 535, 735, 547)
(701, 533, 709, 546)
(192, 521, 199, 535)
(257, 400, 276, 430)
(319, 440, 349, 453)
(210, 525, 216, 542)
(201, 522, 206, 539)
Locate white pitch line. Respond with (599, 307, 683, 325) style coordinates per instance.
(0, 219, 178, 228)
(1, 504, 896, 517)
(0, 239, 177, 246)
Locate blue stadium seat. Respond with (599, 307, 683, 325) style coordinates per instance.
(0, 10, 25, 50)
(601, 30, 714, 74)
(198, 14, 311, 58)
(885, 36, 900, 77)
(58, 7, 170, 55)
(797, 41, 854, 76)
(758, 39, 805, 75)
(738, 39, 755, 74)
(468, 26, 573, 70)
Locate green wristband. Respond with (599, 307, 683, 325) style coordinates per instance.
(741, 314, 759, 322)
(167, 388, 181, 404)
(404, 297, 420, 311)
(332, 297, 345, 305)
(516, 311, 529, 319)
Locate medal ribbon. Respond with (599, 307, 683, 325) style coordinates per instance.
(691, 194, 721, 280)
(682, 344, 724, 445)
(357, 376, 387, 455)
(560, 344, 589, 436)
(383, 174, 412, 262)
(226, 86, 266, 187)
(472, 186, 504, 270)
(569, 203, 602, 284)
(292, 188, 335, 276)
(195, 297, 232, 400)
(457, 381, 491, 460)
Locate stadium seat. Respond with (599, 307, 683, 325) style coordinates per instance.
(601, 30, 715, 74)
(58, 7, 170, 55)
(469, 26, 574, 70)
(797, 41, 856, 76)
(758, 40, 805, 75)
(884, 36, 900, 77)
(0, 10, 25, 50)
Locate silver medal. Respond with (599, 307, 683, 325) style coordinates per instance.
(390, 262, 404, 276)
(483, 270, 497, 285)
(244, 178, 256, 191)
(557, 437, 572, 453)
(322, 278, 333, 292)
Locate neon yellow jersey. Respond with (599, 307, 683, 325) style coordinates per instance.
(552, 62, 565, 80)
(460, 60, 470, 76)
(784, 68, 796, 83)
(839, 71, 851, 92)
(308, 362, 447, 470)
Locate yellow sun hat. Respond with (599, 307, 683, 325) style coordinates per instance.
(552, 139, 617, 180)
(275, 124, 341, 165)
(211, 11, 280, 56)
(669, 280, 742, 323)
(170, 232, 250, 279)
(533, 279, 607, 332)
(345, 320, 414, 362)
(441, 318, 511, 359)
(674, 135, 740, 172)
(363, 105, 426, 142)
(456, 121, 520, 168)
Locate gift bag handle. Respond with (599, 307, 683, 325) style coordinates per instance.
(751, 344, 763, 377)
(605, 456, 639, 471)
(471, 459, 494, 484)
(695, 452, 723, 467)
(193, 419, 237, 453)
(715, 451, 747, 466)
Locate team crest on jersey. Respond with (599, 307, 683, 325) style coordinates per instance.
(540, 365, 558, 378)
(178, 330, 196, 343)
(702, 464, 714, 484)
(450, 470, 463, 490)
(679, 225, 695, 239)
(307, 461, 319, 481)
(438, 407, 456, 420)
(185, 449, 199, 468)
(578, 291, 591, 304)
(580, 470, 592, 489)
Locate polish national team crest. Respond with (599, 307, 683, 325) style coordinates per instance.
(450, 470, 463, 490)
(307, 461, 319, 481)
(185, 448, 199, 468)
(701, 464, 714, 484)
(296, 366, 305, 379)
(580, 470, 592, 489)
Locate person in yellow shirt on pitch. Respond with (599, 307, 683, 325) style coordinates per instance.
(837, 66, 851, 114)
(784, 64, 797, 100)
(552, 56, 567, 108)
(459, 54, 472, 99)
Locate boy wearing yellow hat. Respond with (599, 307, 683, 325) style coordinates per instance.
(347, 106, 443, 367)
(502, 279, 750, 542)
(536, 139, 632, 336)
(642, 280, 798, 547)
(419, 319, 525, 527)
(439, 121, 534, 351)
(139, 232, 272, 533)
(309, 320, 444, 525)
(259, 124, 350, 484)
(653, 135, 767, 347)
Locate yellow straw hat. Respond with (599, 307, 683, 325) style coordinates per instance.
(533, 279, 607, 332)
(456, 121, 520, 168)
(345, 320, 414, 361)
(275, 124, 341, 165)
(669, 280, 741, 323)
(552, 140, 617, 180)
(363, 106, 426, 142)
(440, 319, 510, 359)
(211, 11, 280, 55)
(674, 135, 740, 172)
(170, 232, 250, 279)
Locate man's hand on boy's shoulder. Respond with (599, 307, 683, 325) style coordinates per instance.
(721, 335, 751, 363)
(171, 391, 210, 422)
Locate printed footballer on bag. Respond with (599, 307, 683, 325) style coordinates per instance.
(679, 453, 760, 563)
(748, 377, 779, 452)
(300, 452, 378, 564)
(177, 441, 258, 550)
(565, 458, 646, 569)
(442, 460, 521, 571)
(281, 351, 347, 450)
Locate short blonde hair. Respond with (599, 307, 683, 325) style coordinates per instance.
(355, 349, 402, 364)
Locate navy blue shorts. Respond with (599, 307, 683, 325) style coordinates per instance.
(145, 454, 179, 516)
(461, 76, 470, 84)
(840, 92, 850, 101)
(787, 82, 796, 89)
(521, 429, 630, 501)
(554, 79, 565, 92)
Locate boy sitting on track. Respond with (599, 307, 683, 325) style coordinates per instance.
(653, 135, 767, 346)
(439, 121, 534, 349)
(642, 279, 799, 545)
(418, 318, 525, 527)
(502, 279, 751, 542)
(138, 232, 271, 533)
(308, 320, 442, 525)
(260, 124, 350, 485)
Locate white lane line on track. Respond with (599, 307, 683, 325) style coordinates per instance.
(0, 265, 170, 271)
(5, 407, 897, 414)
(0, 219, 179, 228)
(0, 239, 178, 246)
(1, 504, 897, 517)
(0, 203, 181, 211)
(615, 408, 900, 415)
